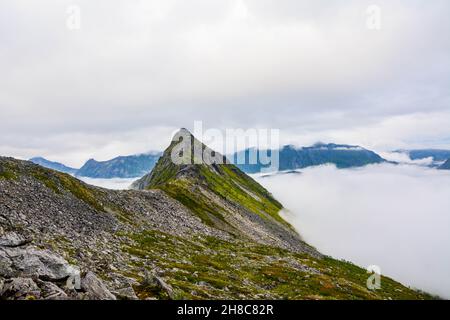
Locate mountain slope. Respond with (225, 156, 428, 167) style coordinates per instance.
(0, 133, 434, 300)
(439, 159, 450, 170)
(233, 143, 385, 173)
(30, 157, 78, 175)
(76, 153, 161, 179)
(131, 129, 309, 254)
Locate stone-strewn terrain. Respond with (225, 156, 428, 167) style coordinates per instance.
(0, 132, 435, 300)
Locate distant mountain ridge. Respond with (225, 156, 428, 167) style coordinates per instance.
(76, 153, 161, 179)
(31, 153, 161, 179)
(30, 143, 387, 177)
(29, 157, 78, 175)
(395, 149, 450, 162)
(232, 143, 386, 173)
(439, 159, 450, 170)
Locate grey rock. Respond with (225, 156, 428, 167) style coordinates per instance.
(0, 249, 16, 278)
(153, 274, 175, 299)
(0, 232, 30, 247)
(7, 247, 72, 280)
(81, 271, 116, 300)
(36, 279, 68, 300)
(114, 285, 138, 300)
(0, 277, 41, 300)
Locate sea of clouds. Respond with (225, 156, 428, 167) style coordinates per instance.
(78, 177, 136, 190)
(255, 164, 450, 299)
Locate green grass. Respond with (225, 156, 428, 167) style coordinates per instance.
(121, 230, 434, 300)
(2, 159, 106, 212)
(55, 172, 104, 211)
(0, 162, 18, 180)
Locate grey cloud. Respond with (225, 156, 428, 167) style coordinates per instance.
(1, 0, 450, 164)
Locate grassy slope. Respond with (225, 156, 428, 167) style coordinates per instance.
(124, 229, 433, 300)
(142, 133, 288, 229)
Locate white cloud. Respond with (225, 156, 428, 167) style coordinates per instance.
(256, 164, 450, 298)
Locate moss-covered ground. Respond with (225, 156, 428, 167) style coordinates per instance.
(122, 230, 433, 300)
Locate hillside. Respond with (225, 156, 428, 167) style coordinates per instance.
(131, 129, 312, 254)
(233, 143, 385, 173)
(0, 131, 433, 300)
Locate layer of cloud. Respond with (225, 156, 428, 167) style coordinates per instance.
(1, 0, 450, 165)
(256, 164, 450, 298)
(78, 177, 136, 190)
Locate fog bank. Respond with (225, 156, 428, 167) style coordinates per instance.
(78, 177, 136, 190)
(256, 164, 450, 298)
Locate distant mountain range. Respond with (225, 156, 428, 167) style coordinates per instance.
(30, 157, 78, 175)
(391, 149, 450, 168)
(76, 153, 161, 178)
(232, 143, 386, 173)
(439, 159, 450, 170)
(395, 149, 450, 162)
(31, 145, 450, 178)
(30, 153, 161, 179)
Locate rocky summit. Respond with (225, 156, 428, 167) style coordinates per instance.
(0, 130, 433, 300)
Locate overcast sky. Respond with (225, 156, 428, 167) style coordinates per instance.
(1, 0, 450, 167)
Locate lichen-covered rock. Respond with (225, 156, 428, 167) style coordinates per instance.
(5, 247, 72, 280)
(152, 274, 175, 300)
(36, 279, 68, 300)
(0, 232, 30, 247)
(81, 272, 116, 300)
(114, 285, 138, 300)
(0, 249, 16, 278)
(0, 277, 41, 300)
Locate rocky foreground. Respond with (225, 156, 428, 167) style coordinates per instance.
(0, 131, 434, 300)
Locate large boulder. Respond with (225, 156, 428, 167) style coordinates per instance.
(0, 232, 30, 248)
(0, 246, 75, 282)
(6, 247, 72, 280)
